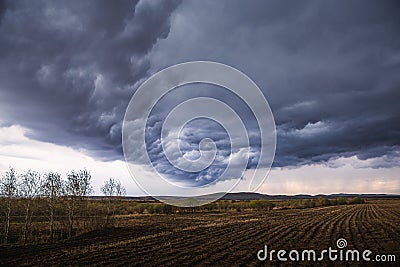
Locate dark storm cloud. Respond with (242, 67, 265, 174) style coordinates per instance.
(144, 115, 235, 186)
(1, 0, 399, 173)
(0, 0, 181, 159)
(149, 0, 400, 168)
(0, 0, 5, 24)
(137, 83, 264, 185)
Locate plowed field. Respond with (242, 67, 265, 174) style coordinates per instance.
(1, 200, 399, 266)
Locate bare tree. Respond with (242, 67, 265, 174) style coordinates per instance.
(101, 178, 126, 226)
(115, 180, 126, 199)
(114, 180, 126, 220)
(19, 170, 42, 244)
(65, 169, 92, 237)
(42, 172, 63, 240)
(0, 167, 17, 244)
(65, 170, 78, 237)
(101, 178, 116, 225)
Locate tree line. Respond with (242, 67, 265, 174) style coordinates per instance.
(0, 167, 125, 244)
(103, 197, 365, 215)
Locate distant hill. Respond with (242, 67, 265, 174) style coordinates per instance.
(91, 192, 400, 201)
(221, 192, 400, 200)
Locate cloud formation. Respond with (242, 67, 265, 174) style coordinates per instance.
(0, 0, 399, 188)
(0, 0, 181, 159)
(150, 0, 400, 169)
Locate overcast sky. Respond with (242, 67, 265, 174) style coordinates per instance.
(0, 0, 399, 195)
